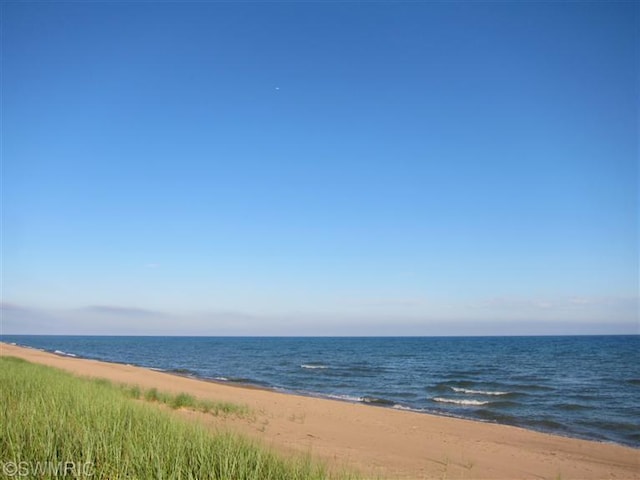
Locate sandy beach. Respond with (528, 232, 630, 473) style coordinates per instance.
(1, 342, 637, 479)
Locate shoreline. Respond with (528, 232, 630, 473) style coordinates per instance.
(177, 371, 630, 450)
(1, 342, 638, 479)
(6, 340, 636, 449)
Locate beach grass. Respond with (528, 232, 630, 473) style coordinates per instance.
(115, 381, 251, 417)
(0, 356, 353, 479)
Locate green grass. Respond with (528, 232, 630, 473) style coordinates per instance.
(116, 382, 251, 417)
(0, 356, 355, 479)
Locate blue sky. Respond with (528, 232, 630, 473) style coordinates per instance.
(2, 1, 638, 335)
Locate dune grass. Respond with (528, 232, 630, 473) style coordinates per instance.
(114, 382, 251, 417)
(0, 356, 353, 479)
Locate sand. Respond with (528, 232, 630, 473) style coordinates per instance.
(1, 342, 638, 479)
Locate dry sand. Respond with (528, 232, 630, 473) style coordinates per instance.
(1, 342, 637, 479)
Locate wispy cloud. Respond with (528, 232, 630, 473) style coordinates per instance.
(476, 295, 638, 311)
(1, 302, 29, 313)
(1, 298, 637, 336)
(82, 305, 160, 317)
(469, 295, 639, 326)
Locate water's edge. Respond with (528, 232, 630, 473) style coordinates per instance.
(3, 335, 639, 449)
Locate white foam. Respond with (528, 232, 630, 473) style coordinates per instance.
(432, 397, 489, 406)
(451, 387, 508, 396)
(324, 393, 363, 402)
(392, 404, 425, 412)
(214, 377, 229, 381)
(54, 350, 77, 358)
(301, 364, 328, 369)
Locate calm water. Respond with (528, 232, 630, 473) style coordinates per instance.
(3, 335, 639, 448)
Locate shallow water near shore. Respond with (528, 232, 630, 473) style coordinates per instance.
(4, 335, 639, 448)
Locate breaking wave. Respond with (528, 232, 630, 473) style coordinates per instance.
(432, 397, 489, 406)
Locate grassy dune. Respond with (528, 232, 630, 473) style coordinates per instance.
(0, 356, 353, 479)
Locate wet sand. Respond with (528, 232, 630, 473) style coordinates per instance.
(2, 342, 637, 479)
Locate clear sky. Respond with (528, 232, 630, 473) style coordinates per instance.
(2, 1, 638, 335)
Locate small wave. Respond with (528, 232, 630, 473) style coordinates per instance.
(437, 379, 476, 387)
(528, 418, 568, 430)
(625, 379, 640, 387)
(576, 419, 638, 433)
(475, 409, 519, 424)
(511, 383, 554, 392)
(214, 376, 229, 381)
(488, 400, 520, 408)
(429, 381, 475, 392)
(452, 387, 509, 396)
(322, 394, 399, 407)
(347, 365, 385, 374)
(557, 403, 589, 412)
(392, 404, 427, 413)
(430, 383, 454, 393)
(53, 350, 77, 358)
(626, 432, 640, 443)
(361, 396, 395, 407)
(169, 368, 197, 376)
(225, 377, 258, 384)
(432, 397, 489, 406)
(324, 393, 363, 402)
(443, 370, 486, 378)
(301, 364, 328, 369)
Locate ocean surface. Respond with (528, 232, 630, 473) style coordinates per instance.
(3, 335, 639, 448)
